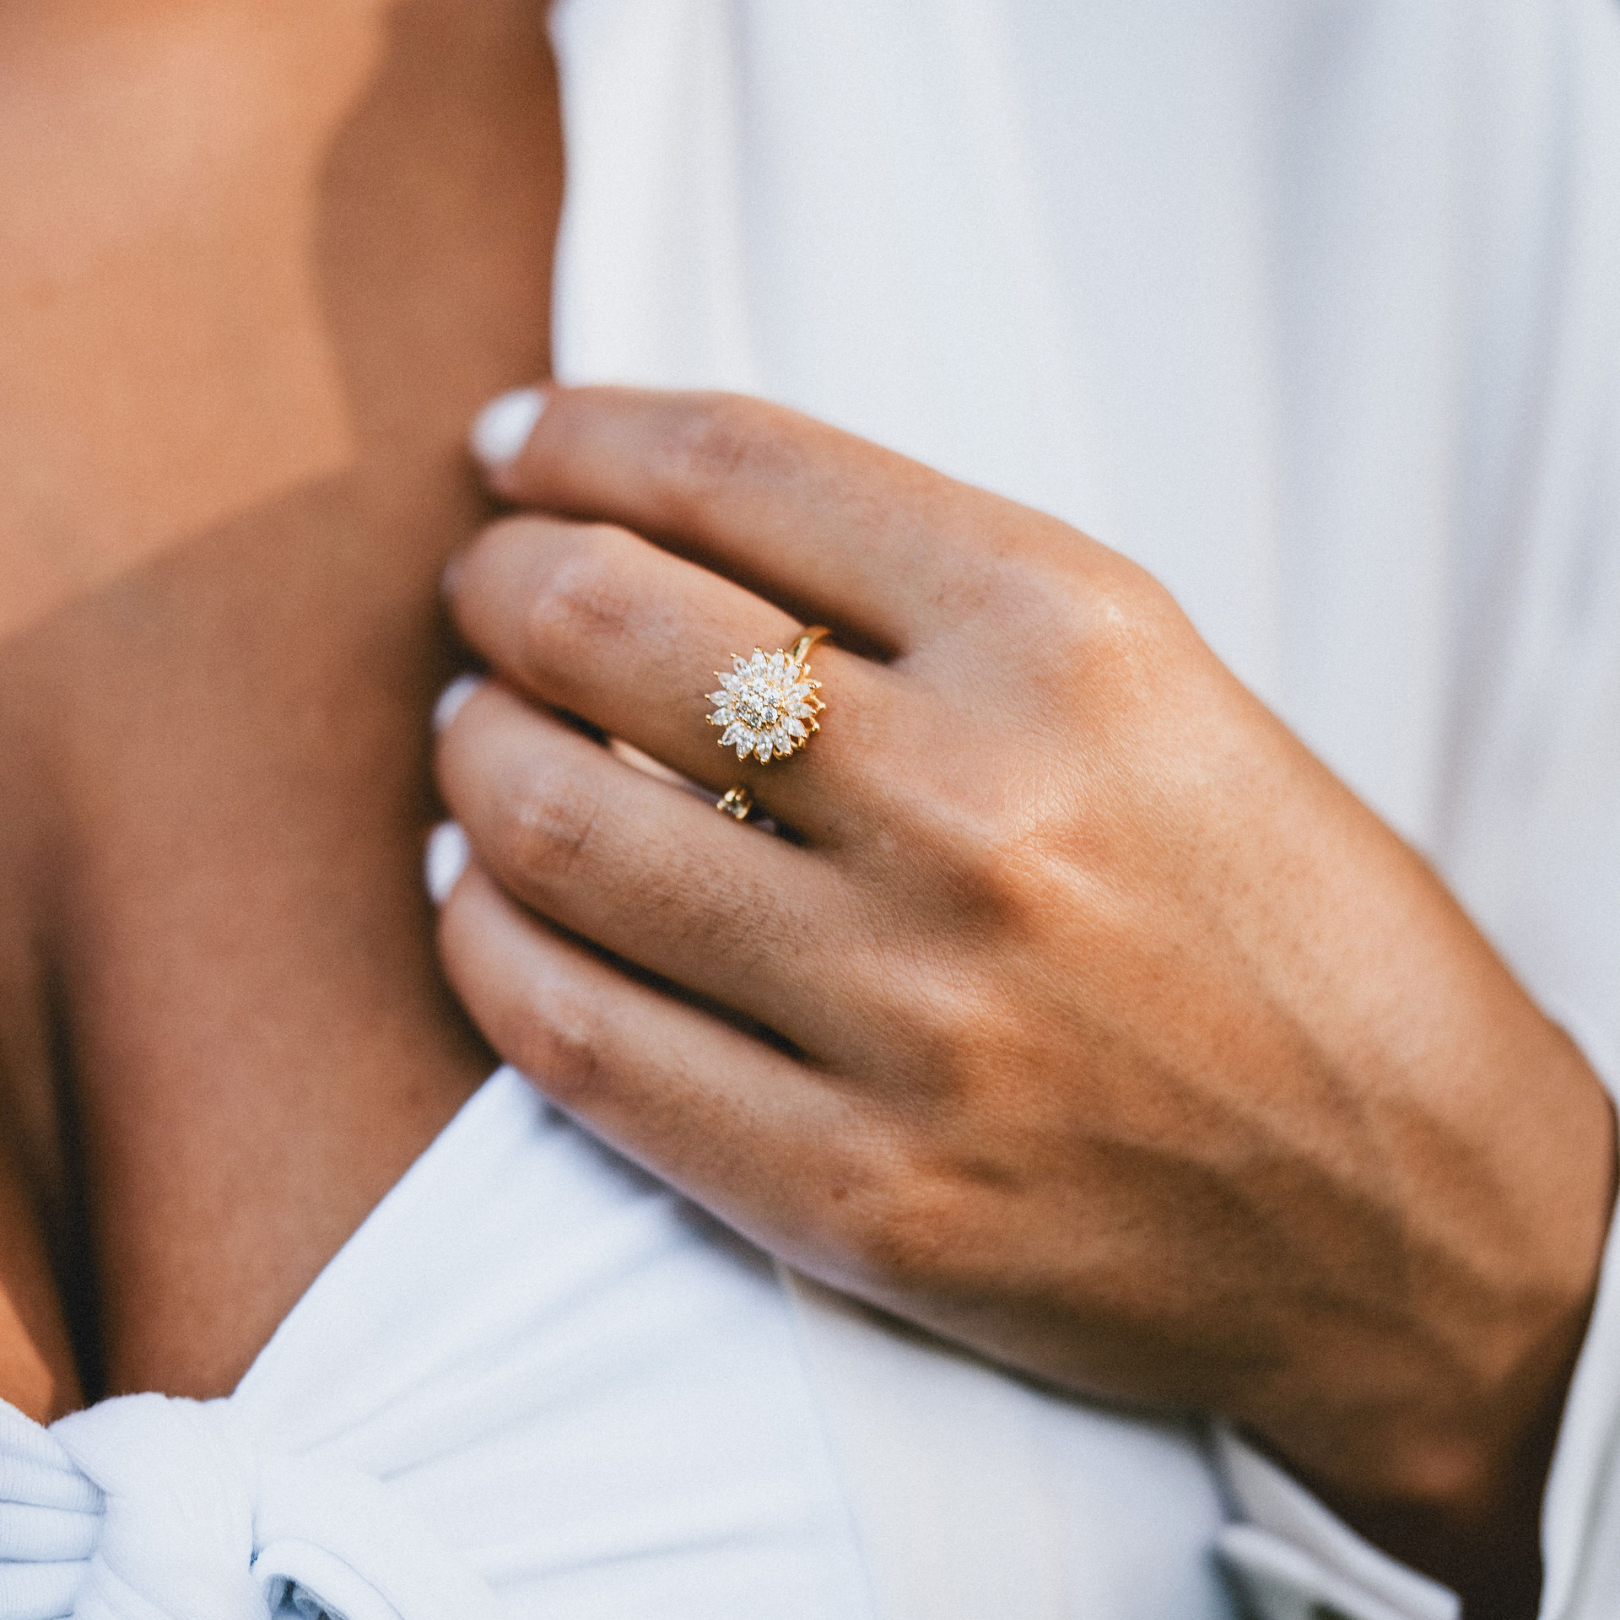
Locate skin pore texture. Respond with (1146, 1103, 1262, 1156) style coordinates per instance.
(0, 0, 563, 1405)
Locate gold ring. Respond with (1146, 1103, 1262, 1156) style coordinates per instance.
(706, 626, 829, 764)
(715, 785, 754, 820)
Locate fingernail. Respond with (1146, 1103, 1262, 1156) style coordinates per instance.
(469, 386, 545, 470)
(425, 820, 470, 905)
(433, 673, 484, 734)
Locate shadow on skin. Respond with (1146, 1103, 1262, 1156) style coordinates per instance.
(0, 0, 561, 1407)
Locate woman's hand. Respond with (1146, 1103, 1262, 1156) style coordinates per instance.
(432, 385, 1613, 1565)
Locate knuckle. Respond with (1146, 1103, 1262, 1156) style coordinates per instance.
(833, 1141, 968, 1293)
(490, 760, 603, 892)
(516, 526, 636, 684)
(956, 823, 1051, 931)
(814, 1033, 1007, 1297)
(1070, 557, 1181, 674)
(507, 982, 606, 1108)
(994, 546, 1173, 674)
(876, 787, 1050, 936)
(651, 394, 789, 513)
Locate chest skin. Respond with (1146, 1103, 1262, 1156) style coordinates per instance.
(0, 0, 565, 1401)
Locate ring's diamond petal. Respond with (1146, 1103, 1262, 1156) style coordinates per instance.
(708, 631, 826, 766)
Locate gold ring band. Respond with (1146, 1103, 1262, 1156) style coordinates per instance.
(705, 625, 829, 764)
(786, 626, 831, 665)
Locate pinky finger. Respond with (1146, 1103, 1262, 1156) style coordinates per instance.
(437, 865, 885, 1272)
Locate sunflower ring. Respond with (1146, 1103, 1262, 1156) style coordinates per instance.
(705, 627, 829, 764)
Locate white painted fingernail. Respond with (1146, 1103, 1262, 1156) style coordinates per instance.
(469, 386, 545, 469)
(425, 821, 470, 905)
(433, 674, 484, 734)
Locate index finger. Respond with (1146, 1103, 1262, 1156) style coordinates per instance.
(470, 384, 976, 654)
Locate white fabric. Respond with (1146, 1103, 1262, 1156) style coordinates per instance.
(547, 1, 1620, 1617)
(1, 1071, 881, 1617)
(0, 1069, 1233, 1618)
(1212, 1429, 1458, 1620)
(781, 1274, 1231, 1619)
(2, 1394, 505, 1620)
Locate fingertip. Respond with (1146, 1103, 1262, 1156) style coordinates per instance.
(424, 820, 471, 906)
(469, 386, 547, 481)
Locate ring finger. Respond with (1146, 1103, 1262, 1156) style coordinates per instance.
(444, 513, 903, 843)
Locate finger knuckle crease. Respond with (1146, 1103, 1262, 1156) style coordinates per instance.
(655, 397, 790, 512)
(520, 993, 604, 1105)
(498, 770, 603, 887)
(851, 1165, 964, 1290)
(520, 539, 635, 678)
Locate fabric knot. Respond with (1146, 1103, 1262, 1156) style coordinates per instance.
(1, 1392, 507, 1620)
(52, 1393, 269, 1620)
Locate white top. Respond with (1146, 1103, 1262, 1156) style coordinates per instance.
(0, 1070, 875, 1617)
(4, 4, 1618, 1618)
(0, 1068, 1232, 1617)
